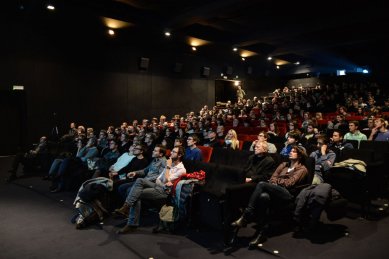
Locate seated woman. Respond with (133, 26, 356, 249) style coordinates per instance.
(222, 129, 240, 150)
(231, 145, 308, 248)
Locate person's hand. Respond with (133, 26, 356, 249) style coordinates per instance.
(321, 144, 328, 155)
(166, 158, 172, 168)
(165, 181, 173, 187)
(109, 171, 118, 179)
(371, 126, 379, 135)
(245, 178, 252, 183)
(127, 172, 136, 178)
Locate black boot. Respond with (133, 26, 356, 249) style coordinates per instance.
(231, 214, 248, 228)
(248, 230, 267, 249)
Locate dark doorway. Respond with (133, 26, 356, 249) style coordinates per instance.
(0, 90, 27, 155)
(215, 79, 242, 104)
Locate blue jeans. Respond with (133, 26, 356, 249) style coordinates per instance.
(48, 158, 63, 176)
(117, 182, 136, 201)
(125, 178, 167, 226)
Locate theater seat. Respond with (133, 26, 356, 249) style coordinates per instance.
(197, 145, 213, 163)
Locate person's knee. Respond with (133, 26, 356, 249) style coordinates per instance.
(135, 178, 145, 184)
(259, 192, 270, 202)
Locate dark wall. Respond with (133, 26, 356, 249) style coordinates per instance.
(0, 3, 281, 148)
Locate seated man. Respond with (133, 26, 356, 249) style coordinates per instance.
(7, 136, 48, 181)
(244, 141, 277, 183)
(329, 130, 353, 162)
(51, 137, 99, 192)
(203, 129, 222, 148)
(115, 145, 167, 209)
(249, 131, 277, 154)
(110, 144, 149, 182)
(88, 139, 120, 177)
(368, 118, 389, 141)
(231, 145, 308, 248)
(93, 144, 135, 178)
(310, 135, 336, 184)
(280, 131, 305, 159)
(184, 134, 203, 161)
(116, 146, 186, 234)
(344, 121, 367, 146)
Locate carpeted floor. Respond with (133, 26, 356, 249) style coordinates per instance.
(1, 155, 389, 259)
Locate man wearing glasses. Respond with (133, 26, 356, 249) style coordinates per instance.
(184, 134, 203, 161)
(115, 145, 167, 216)
(117, 146, 186, 234)
(249, 131, 277, 153)
(110, 144, 148, 181)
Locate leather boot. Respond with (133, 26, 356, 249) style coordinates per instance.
(231, 214, 248, 228)
(248, 230, 267, 249)
(114, 202, 130, 218)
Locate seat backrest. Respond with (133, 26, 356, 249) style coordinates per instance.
(202, 164, 244, 197)
(344, 139, 359, 149)
(359, 140, 389, 162)
(242, 141, 253, 151)
(197, 145, 213, 163)
(340, 148, 374, 165)
(209, 147, 229, 164)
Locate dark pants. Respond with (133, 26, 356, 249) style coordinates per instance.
(246, 182, 293, 226)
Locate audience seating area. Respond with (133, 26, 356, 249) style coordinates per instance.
(8, 81, 389, 251)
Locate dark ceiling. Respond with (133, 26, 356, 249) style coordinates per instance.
(6, 0, 389, 75)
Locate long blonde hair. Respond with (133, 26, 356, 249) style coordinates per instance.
(225, 129, 240, 150)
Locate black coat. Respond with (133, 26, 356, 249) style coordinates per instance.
(244, 154, 277, 183)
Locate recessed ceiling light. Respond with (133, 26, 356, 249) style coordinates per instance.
(233, 47, 238, 52)
(108, 29, 115, 36)
(47, 4, 55, 10)
(192, 46, 197, 51)
(164, 32, 171, 37)
(295, 61, 300, 65)
(267, 56, 272, 61)
(276, 65, 280, 69)
(241, 57, 246, 61)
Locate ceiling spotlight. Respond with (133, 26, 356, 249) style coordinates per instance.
(234, 80, 240, 86)
(267, 56, 272, 61)
(233, 47, 238, 52)
(108, 29, 115, 36)
(241, 57, 246, 61)
(192, 46, 197, 51)
(164, 31, 171, 37)
(47, 4, 55, 10)
(276, 65, 280, 69)
(295, 61, 300, 65)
